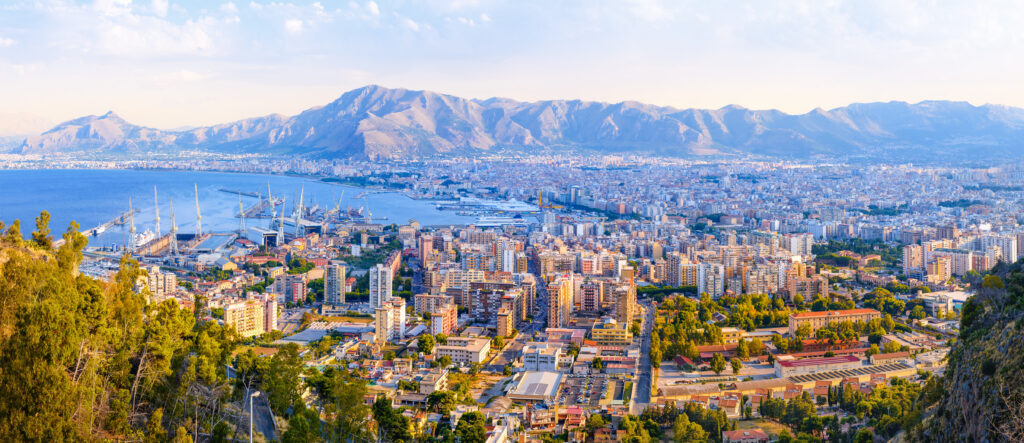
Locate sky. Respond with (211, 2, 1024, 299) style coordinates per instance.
(2, 0, 1024, 132)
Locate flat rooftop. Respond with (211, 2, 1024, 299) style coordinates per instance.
(788, 362, 914, 384)
(779, 355, 861, 368)
(510, 371, 563, 400)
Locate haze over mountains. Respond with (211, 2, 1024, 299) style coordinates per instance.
(11, 85, 1024, 162)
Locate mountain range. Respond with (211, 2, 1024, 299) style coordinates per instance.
(12, 85, 1024, 161)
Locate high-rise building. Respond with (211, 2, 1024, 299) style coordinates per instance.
(547, 277, 572, 328)
(614, 283, 636, 325)
(324, 262, 346, 306)
(580, 281, 602, 312)
(369, 263, 393, 308)
(429, 304, 458, 336)
(698, 263, 725, 298)
(375, 298, 406, 344)
(224, 295, 278, 338)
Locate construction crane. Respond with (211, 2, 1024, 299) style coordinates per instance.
(294, 185, 304, 238)
(267, 182, 276, 228)
(237, 190, 247, 236)
(169, 197, 179, 256)
(277, 196, 287, 245)
(194, 183, 203, 237)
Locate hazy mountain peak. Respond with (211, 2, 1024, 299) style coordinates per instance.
(15, 85, 1024, 162)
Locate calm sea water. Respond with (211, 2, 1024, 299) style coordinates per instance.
(0, 169, 474, 246)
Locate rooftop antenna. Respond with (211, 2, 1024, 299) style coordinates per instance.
(194, 183, 203, 237)
(169, 197, 179, 256)
(154, 186, 160, 235)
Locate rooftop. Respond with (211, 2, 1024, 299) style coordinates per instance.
(778, 355, 861, 368)
(791, 309, 880, 319)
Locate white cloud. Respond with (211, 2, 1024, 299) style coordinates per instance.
(93, 0, 133, 17)
(402, 18, 420, 31)
(151, 0, 169, 17)
(479, 13, 490, 23)
(0, 38, 13, 48)
(285, 19, 304, 33)
(366, 1, 379, 17)
(220, 2, 238, 14)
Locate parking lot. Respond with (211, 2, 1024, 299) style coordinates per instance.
(557, 374, 611, 407)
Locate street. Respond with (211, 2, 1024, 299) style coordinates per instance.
(631, 300, 655, 414)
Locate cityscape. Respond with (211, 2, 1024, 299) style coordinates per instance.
(3, 1, 1024, 443)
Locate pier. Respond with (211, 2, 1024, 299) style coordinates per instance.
(85, 209, 139, 237)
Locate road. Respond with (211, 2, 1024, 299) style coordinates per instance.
(243, 390, 277, 441)
(631, 300, 655, 414)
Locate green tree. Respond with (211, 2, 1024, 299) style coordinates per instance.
(454, 411, 487, 443)
(592, 357, 604, 370)
(736, 339, 749, 359)
(710, 353, 726, 375)
(31, 210, 52, 249)
(263, 343, 304, 416)
(910, 305, 926, 320)
(731, 358, 743, 375)
(982, 274, 1005, 289)
(672, 413, 707, 442)
(427, 390, 457, 415)
(372, 396, 411, 442)
(418, 334, 436, 354)
(492, 335, 504, 349)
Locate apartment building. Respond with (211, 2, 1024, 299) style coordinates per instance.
(788, 309, 881, 336)
(436, 337, 491, 364)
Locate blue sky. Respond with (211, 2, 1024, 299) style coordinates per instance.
(2, 0, 1024, 130)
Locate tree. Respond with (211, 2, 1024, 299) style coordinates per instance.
(427, 390, 457, 415)
(793, 294, 805, 308)
(282, 405, 321, 443)
(584, 413, 607, 438)
(883, 340, 902, 354)
(710, 353, 726, 375)
(264, 343, 304, 416)
(418, 334, 435, 354)
(631, 320, 642, 336)
(730, 358, 743, 375)
(32, 210, 52, 249)
(592, 357, 604, 370)
(373, 396, 411, 442)
(435, 333, 448, 344)
(438, 355, 452, 368)
(910, 305, 927, 320)
(455, 411, 487, 443)
(795, 323, 813, 339)
(983, 274, 1005, 289)
(492, 335, 504, 349)
(748, 338, 764, 356)
(736, 339, 749, 359)
(673, 414, 707, 442)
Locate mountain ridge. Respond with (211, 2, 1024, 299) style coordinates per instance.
(14, 85, 1024, 161)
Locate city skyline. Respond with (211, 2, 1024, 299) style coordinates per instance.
(3, 0, 1024, 131)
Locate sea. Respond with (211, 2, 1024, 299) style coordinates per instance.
(0, 169, 475, 247)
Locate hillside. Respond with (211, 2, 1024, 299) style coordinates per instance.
(912, 263, 1024, 441)
(14, 85, 1024, 161)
